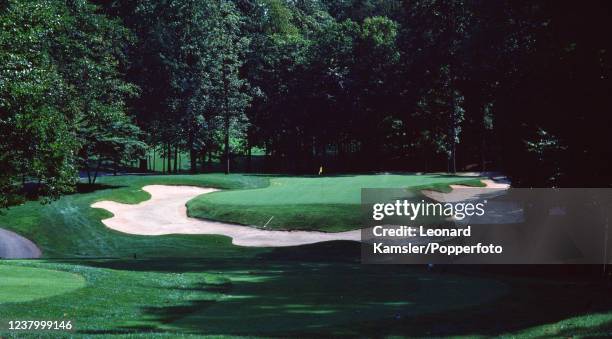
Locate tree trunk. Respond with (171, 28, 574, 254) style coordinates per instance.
(224, 122, 230, 175)
(247, 146, 252, 173)
(222, 59, 231, 175)
(190, 149, 197, 173)
(92, 159, 102, 185)
(167, 142, 172, 175)
(174, 145, 178, 173)
(200, 150, 206, 173)
(152, 148, 156, 172)
(449, 90, 459, 174)
(86, 158, 92, 184)
(189, 135, 197, 174)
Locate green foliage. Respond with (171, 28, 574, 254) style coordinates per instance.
(0, 0, 77, 207)
(360, 16, 398, 47)
(4, 0, 611, 197)
(130, 0, 252, 173)
(0, 0, 142, 205)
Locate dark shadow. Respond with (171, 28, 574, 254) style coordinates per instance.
(75, 183, 126, 194)
(257, 240, 360, 263)
(53, 255, 612, 337)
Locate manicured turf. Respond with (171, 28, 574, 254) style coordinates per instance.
(0, 173, 610, 337)
(0, 173, 477, 256)
(0, 265, 85, 304)
(187, 174, 484, 231)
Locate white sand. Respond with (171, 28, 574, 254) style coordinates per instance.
(421, 179, 510, 202)
(91, 185, 361, 247)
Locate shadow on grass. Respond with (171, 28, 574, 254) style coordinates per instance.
(63, 253, 612, 337)
(51, 238, 612, 338)
(75, 183, 126, 194)
(58, 241, 360, 272)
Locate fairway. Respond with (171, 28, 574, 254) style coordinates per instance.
(0, 260, 507, 336)
(188, 174, 484, 231)
(0, 265, 85, 304)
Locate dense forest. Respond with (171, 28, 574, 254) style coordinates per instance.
(1, 0, 612, 206)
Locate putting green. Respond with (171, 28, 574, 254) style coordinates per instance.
(196, 175, 480, 205)
(187, 174, 484, 231)
(0, 264, 86, 304)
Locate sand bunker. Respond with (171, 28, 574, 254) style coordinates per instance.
(422, 179, 520, 224)
(421, 179, 510, 202)
(92, 185, 361, 247)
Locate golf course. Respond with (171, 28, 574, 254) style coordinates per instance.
(3, 0, 612, 337)
(0, 173, 610, 337)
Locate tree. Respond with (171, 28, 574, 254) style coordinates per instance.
(51, 0, 144, 183)
(206, 1, 252, 174)
(0, 0, 77, 207)
(78, 110, 145, 184)
(0, 0, 144, 207)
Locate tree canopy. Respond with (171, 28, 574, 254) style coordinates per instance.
(2, 0, 612, 207)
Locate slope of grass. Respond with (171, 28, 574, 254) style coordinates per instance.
(187, 174, 484, 231)
(0, 174, 269, 258)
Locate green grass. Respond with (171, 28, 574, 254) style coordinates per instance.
(0, 173, 269, 258)
(0, 264, 85, 304)
(501, 312, 612, 338)
(0, 259, 507, 337)
(1, 173, 610, 337)
(187, 174, 484, 231)
(0, 173, 478, 256)
(1, 260, 611, 337)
